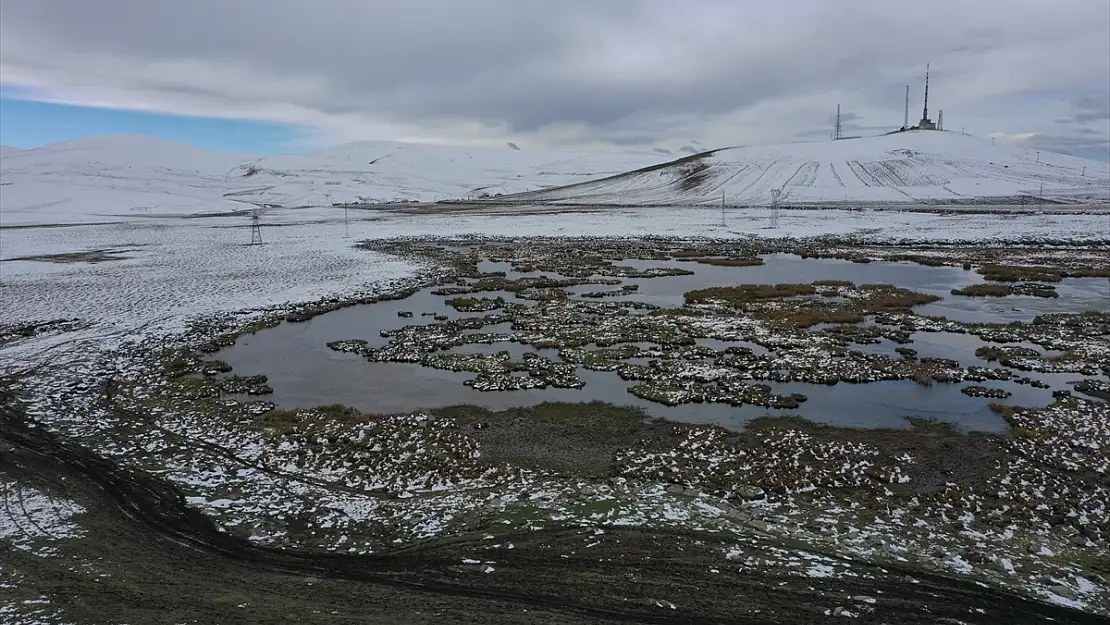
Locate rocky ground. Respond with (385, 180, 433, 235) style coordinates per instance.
(2, 236, 1108, 624)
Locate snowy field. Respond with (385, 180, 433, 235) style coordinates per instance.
(2, 204, 1109, 367)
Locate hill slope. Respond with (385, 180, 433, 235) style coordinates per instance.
(230, 140, 664, 207)
(504, 132, 1110, 206)
(0, 136, 662, 225)
(2, 132, 1107, 226)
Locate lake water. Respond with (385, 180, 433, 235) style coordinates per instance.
(220, 254, 1107, 433)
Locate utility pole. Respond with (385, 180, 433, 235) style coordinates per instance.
(1082, 166, 1086, 177)
(344, 205, 350, 239)
(1036, 151, 1041, 163)
(1039, 182, 1044, 211)
(720, 190, 726, 227)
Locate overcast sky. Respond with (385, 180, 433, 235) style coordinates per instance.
(2, 0, 1108, 158)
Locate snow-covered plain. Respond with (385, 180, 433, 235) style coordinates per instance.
(3, 204, 1108, 362)
(510, 132, 1110, 206)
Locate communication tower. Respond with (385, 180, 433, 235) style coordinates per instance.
(903, 85, 910, 130)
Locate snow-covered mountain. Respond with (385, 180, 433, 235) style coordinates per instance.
(504, 131, 1110, 206)
(1, 131, 1107, 226)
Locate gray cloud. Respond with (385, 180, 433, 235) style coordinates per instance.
(1000, 132, 1110, 162)
(1068, 94, 1110, 123)
(2, 0, 1109, 155)
(828, 111, 861, 125)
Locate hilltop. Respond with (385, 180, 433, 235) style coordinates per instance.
(505, 131, 1110, 206)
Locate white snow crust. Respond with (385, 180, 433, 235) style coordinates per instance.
(512, 131, 1110, 206)
(2, 132, 1107, 228)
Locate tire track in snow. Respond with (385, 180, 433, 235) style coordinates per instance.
(736, 160, 780, 200)
(783, 162, 818, 188)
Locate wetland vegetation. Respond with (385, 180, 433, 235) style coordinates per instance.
(6, 236, 1108, 622)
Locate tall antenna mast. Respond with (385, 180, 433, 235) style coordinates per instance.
(835, 104, 842, 140)
(922, 63, 930, 122)
(903, 85, 910, 129)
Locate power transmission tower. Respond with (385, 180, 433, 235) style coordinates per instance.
(834, 104, 842, 140)
(770, 189, 782, 229)
(719, 190, 726, 227)
(249, 208, 263, 245)
(344, 205, 351, 239)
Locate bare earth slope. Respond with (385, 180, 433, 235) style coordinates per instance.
(504, 132, 1110, 206)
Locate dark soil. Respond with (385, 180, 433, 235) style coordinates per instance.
(2, 400, 1095, 625)
(6, 249, 134, 264)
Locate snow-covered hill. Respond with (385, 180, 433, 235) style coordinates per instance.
(504, 132, 1110, 206)
(230, 140, 665, 208)
(1, 131, 1107, 226)
(0, 135, 662, 225)
(0, 135, 251, 225)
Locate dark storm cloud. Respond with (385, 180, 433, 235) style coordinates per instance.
(2, 0, 1109, 152)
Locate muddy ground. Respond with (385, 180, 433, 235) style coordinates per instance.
(3, 397, 1103, 625)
